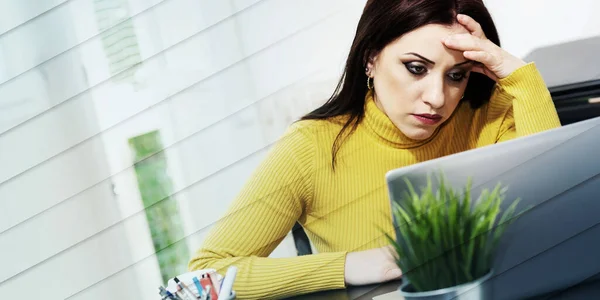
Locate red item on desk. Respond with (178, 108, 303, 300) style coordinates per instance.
(200, 276, 219, 300)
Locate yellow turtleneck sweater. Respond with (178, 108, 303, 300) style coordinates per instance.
(188, 63, 561, 299)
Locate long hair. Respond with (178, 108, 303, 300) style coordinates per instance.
(300, 0, 500, 169)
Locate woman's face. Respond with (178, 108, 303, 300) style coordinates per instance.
(367, 23, 474, 140)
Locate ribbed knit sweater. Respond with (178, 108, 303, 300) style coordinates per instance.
(188, 63, 561, 299)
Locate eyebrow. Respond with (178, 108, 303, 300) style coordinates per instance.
(404, 52, 474, 67)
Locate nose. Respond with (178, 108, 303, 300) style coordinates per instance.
(421, 78, 445, 109)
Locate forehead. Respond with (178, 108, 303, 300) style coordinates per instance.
(383, 23, 470, 63)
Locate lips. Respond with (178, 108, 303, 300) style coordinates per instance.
(412, 113, 442, 125)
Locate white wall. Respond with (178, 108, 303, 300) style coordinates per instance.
(1, 0, 598, 300)
(0, 0, 363, 299)
(0, 1, 141, 300)
(483, 0, 600, 59)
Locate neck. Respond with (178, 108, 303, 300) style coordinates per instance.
(362, 89, 440, 148)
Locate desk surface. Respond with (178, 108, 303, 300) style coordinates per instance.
(285, 280, 403, 300)
(285, 277, 600, 300)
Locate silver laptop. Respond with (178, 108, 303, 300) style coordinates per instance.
(385, 116, 600, 299)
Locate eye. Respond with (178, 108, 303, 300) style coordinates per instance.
(404, 62, 427, 75)
(448, 71, 467, 82)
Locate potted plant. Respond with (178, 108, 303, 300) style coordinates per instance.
(385, 174, 522, 300)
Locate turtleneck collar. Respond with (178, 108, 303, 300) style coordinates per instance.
(362, 89, 440, 149)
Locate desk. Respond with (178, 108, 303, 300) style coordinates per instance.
(284, 280, 402, 300)
(285, 277, 600, 299)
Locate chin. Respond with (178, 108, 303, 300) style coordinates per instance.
(403, 127, 435, 140)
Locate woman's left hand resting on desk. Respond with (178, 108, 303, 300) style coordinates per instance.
(344, 246, 402, 286)
(443, 14, 526, 82)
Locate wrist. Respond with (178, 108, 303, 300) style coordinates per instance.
(497, 62, 539, 87)
(343, 251, 357, 285)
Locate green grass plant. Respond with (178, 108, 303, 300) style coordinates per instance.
(385, 174, 521, 292)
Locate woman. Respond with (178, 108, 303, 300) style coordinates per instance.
(188, 0, 561, 299)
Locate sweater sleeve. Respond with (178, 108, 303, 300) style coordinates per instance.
(487, 62, 562, 142)
(187, 122, 347, 299)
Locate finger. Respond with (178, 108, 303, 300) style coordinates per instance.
(384, 267, 403, 281)
(463, 50, 495, 65)
(471, 64, 485, 74)
(456, 14, 486, 39)
(471, 63, 499, 82)
(444, 34, 493, 52)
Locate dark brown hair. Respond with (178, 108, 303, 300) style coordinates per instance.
(301, 0, 500, 169)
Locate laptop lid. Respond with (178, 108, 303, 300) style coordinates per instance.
(385, 116, 600, 299)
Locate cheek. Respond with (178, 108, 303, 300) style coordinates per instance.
(444, 86, 466, 109)
(377, 67, 419, 108)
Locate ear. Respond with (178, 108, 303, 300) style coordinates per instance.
(365, 51, 379, 77)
